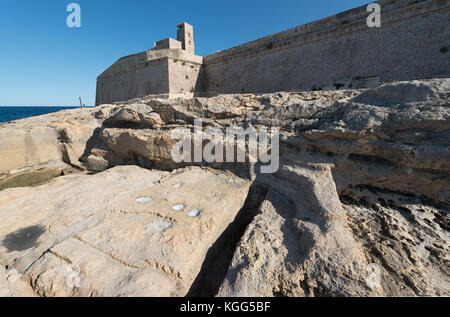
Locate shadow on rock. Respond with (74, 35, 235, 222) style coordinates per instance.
(2, 225, 45, 252)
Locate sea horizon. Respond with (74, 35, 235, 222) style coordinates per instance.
(0, 105, 92, 107)
(0, 105, 88, 123)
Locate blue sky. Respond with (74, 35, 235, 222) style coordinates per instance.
(0, 0, 372, 106)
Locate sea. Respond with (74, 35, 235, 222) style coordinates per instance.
(0, 106, 78, 123)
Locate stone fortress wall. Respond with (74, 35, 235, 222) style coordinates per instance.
(202, 0, 450, 94)
(96, 0, 450, 105)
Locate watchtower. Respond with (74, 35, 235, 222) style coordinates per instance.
(177, 22, 195, 54)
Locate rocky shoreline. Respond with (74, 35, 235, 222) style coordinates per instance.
(0, 79, 449, 296)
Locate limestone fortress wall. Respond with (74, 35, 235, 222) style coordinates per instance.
(96, 0, 450, 105)
(96, 23, 204, 105)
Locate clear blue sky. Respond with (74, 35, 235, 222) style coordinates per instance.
(0, 0, 372, 106)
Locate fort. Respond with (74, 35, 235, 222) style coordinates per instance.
(95, 0, 450, 105)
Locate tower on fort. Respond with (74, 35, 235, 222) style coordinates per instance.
(96, 22, 203, 105)
(177, 22, 195, 54)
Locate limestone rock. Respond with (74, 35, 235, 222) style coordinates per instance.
(352, 79, 450, 107)
(0, 265, 36, 297)
(218, 160, 383, 297)
(0, 126, 60, 176)
(0, 162, 78, 191)
(99, 128, 182, 170)
(0, 107, 103, 181)
(103, 104, 164, 128)
(0, 166, 251, 297)
(86, 155, 109, 172)
(218, 155, 449, 297)
(0, 78, 449, 297)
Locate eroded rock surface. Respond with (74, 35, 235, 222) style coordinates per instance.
(0, 78, 449, 297)
(217, 156, 449, 297)
(0, 166, 250, 296)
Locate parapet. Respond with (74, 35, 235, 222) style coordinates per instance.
(155, 38, 182, 50)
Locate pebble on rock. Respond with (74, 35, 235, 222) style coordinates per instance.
(172, 204, 184, 211)
(136, 197, 152, 204)
(187, 209, 201, 217)
(173, 183, 183, 189)
(149, 221, 172, 233)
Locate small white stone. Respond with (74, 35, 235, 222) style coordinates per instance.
(187, 209, 201, 217)
(172, 204, 184, 211)
(173, 182, 183, 189)
(149, 221, 172, 233)
(136, 197, 152, 204)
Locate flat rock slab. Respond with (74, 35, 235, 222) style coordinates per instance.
(0, 166, 250, 297)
